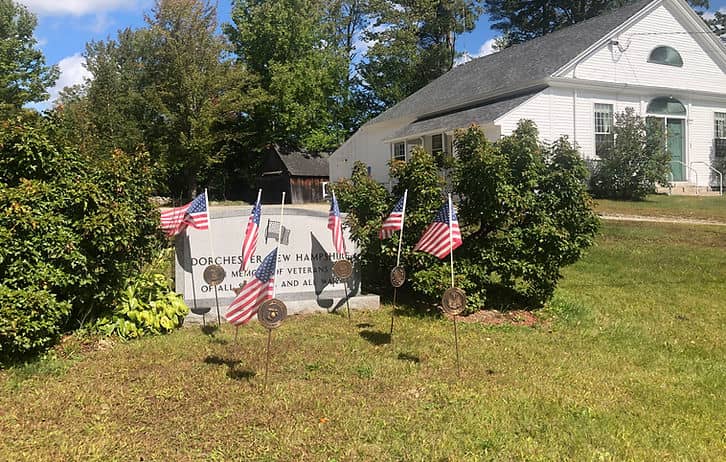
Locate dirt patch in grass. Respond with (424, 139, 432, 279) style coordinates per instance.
(451, 309, 541, 327)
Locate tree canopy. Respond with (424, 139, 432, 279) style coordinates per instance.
(0, 0, 58, 116)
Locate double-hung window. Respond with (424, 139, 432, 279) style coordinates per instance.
(431, 134, 444, 154)
(594, 103, 614, 157)
(393, 142, 405, 161)
(715, 112, 726, 158)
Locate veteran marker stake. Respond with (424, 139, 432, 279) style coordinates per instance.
(389, 189, 408, 338)
(204, 188, 223, 326)
(259, 192, 289, 390)
(236, 188, 263, 342)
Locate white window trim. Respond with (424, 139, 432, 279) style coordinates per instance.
(594, 103, 614, 157)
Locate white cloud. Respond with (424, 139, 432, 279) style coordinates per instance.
(47, 53, 92, 103)
(455, 38, 498, 67)
(17, 0, 142, 16)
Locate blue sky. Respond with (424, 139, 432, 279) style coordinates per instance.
(17, 0, 726, 108)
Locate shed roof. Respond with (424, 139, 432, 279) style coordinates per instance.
(275, 149, 330, 177)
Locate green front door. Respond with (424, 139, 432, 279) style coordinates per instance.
(667, 118, 685, 181)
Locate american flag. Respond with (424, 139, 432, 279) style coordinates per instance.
(240, 198, 261, 271)
(379, 192, 407, 239)
(414, 200, 463, 259)
(159, 192, 209, 236)
(328, 192, 346, 254)
(225, 248, 277, 326)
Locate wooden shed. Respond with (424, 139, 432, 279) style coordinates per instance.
(258, 146, 329, 204)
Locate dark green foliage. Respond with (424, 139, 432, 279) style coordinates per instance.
(0, 0, 58, 116)
(453, 122, 599, 307)
(339, 121, 599, 311)
(358, 0, 482, 112)
(0, 287, 71, 363)
(0, 116, 163, 360)
(333, 162, 390, 290)
(589, 108, 670, 200)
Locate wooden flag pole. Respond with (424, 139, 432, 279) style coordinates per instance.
(236, 189, 263, 342)
(448, 194, 461, 377)
(263, 192, 285, 390)
(390, 189, 408, 338)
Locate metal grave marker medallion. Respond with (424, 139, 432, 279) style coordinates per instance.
(203, 264, 226, 286)
(441, 287, 466, 315)
(390, 266, 406, 288)
(258, 299, 287, 329)
(332, 259, 353, 280)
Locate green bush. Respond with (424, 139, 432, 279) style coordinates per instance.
(337, 121, 599, 312)
(589, 107, 670, 200)
(96, 268, 188, 340)
(0, 115, 164, 360)
(0, 286, 71, 363)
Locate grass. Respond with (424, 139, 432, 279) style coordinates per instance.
(1, 221, 725, 461)
(594, 194, 726, 222)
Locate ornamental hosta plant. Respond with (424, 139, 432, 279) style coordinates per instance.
(338, 121, 599, 312)
(95, 267, 188, 340)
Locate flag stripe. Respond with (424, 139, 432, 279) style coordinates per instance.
(379, 195, 406, 239)
(328, 194, 346, 254)
(240, 200, 261, 271)
(159, 192, 209, 236)
(224, 248, 277, 326)
(414, 202, 463, 259)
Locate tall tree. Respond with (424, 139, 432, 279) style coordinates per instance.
(54, 0, 265, 200)
(357, 0, 482, 114)
(0, 0, 58, 116)
(226, 0, 350, 151)
(485, 0, 710, 48)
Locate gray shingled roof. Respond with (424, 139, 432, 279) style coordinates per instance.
(278, 151, 329, 177)
(370, 0, 653, 126)
(388, 92, 538, 140)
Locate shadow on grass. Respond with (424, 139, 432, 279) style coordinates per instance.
(204, 355, 256, 381)
(359, 330, 391, 345)
(397, 352, 420, 364)
(201, 325, 219, 336)
(356, 323, 373, 328)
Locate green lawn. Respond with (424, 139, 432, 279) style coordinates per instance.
(594, 194, 726, 222)
(1, 221, 725, 461)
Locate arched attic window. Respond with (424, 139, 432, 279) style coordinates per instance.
(648, 46, 683, 67)
(647, 97, 686, 116)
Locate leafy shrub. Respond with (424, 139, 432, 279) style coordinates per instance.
(0, 286, 71, 363)
(338, 121, 599, 312)
(336, 149, 446, 295)
(0, 115, 164, 359)
(589, 107, 669, 200)
(96, 269, 188, 340)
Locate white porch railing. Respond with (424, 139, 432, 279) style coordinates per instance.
(689, 161, 723, 196)
(669, 160, 699, 195)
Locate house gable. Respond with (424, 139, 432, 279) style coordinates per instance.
(556, 0, 726, 93)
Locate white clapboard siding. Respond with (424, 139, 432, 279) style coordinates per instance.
(562, 4, 726, 93)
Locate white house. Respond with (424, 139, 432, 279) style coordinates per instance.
(330, 0, 726, 190)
